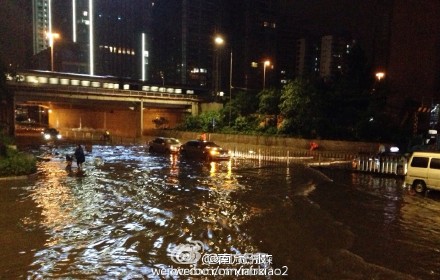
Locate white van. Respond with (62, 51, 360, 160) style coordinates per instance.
(405, 151, 440, 193)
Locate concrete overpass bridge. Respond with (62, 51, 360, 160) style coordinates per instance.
(6, 70, 205, 138)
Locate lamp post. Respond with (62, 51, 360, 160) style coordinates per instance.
(229, 50, 233, 126)
(47, 32, 60, 72)
(214, 36, 224, 98)
(263, 60, 271, 89)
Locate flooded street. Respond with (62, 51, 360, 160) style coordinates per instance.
(1, 144, 440, 279)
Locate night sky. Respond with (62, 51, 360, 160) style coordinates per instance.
(0, 0, 32, 69)
(0, 0, 380, 68)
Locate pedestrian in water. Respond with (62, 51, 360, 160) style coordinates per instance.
(74, 144, 86, 171)
(65, 154, 73, 172)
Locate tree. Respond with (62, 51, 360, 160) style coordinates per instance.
(219, 90, 259, 130)
(258, 88, 281, 115)
(0, 62, 14, 136)
(278, 78, 319, 137)
(179, 111, 223, 132)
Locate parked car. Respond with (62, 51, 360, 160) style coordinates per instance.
(42, 128, 62, 141)
(405, 151, 440, 193)
(179, 140, 230, 161)
(148, 137, 181, 153)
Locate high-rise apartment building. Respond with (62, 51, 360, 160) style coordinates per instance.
(293, 35, 353, 79)
(231, 0, 278, 90)
(36, 0, 152, 78)
(149, 0, 278, 91)
(149, 0, 221, 87)
(31, 0, 279, 91)
(32, 0, 51, 55)
(294, 38, 320, 77)
(319, 35, 353, 79)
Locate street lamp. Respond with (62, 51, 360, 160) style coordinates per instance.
(375, 71, 385, 81)
(214, 36, 224, 98)
(263, 60, 271, 89)
(229, 50, 233, 126)
(47, 32, 60, 72)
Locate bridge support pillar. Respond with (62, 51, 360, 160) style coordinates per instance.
(104, 112, 107, 129)
(139, 100, 144, 137)
(191, 102, 199, 116)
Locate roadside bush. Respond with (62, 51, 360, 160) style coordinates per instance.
(0, 147, 37, 177)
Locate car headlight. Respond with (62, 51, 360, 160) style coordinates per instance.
(170, 146, 178, 151)
(210, 150, 220, 156)
(44, 134, 51, 140)
(57, 134, 62, 139)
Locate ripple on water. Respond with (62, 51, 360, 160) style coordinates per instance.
(2, 145, 430, 279)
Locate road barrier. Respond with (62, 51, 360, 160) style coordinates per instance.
(224, 145, 407, 175)
(61, 132, 407, 175)
(351, 155, 407, 175)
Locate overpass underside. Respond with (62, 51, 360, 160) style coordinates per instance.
(12, 87, 200, 138)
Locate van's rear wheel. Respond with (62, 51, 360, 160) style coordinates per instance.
(413, 181, 427, 193)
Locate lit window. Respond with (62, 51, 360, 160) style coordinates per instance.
(83, 11, 88, 16)
(251, 62, 258, 68)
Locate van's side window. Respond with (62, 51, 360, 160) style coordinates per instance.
(411, 157, 429, 168)
(430, 158, 440, 169)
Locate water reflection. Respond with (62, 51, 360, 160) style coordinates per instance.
(2, 146, 439, 279)
(314, 169, 440, 279)
(23, 146, 268, 278)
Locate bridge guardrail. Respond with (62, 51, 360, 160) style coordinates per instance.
(6, 70, 203, 101)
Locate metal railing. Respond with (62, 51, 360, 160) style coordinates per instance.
(351, 155, 407, 175)
(60, 132, 407, 175)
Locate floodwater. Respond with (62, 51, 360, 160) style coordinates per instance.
(1, 144, 440, 279)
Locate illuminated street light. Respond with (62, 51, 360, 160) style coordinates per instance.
(47, 32, 60, 72)
(263, 60, 271, 89)
(375, 71, 385, 81)
(215, 36, 224, 45)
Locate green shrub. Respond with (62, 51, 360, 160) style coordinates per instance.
(0, 148, 37, 177)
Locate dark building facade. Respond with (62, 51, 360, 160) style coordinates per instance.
(387, 0, 440, 111)
(149, 0, 221, 87)
(30, 0, 279, 92)
(47, 0, 152, 79)
(25, 0, 440, 119)
(149, 0, 278, 93)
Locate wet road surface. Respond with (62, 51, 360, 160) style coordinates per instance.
(1, 144, 440, 279)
